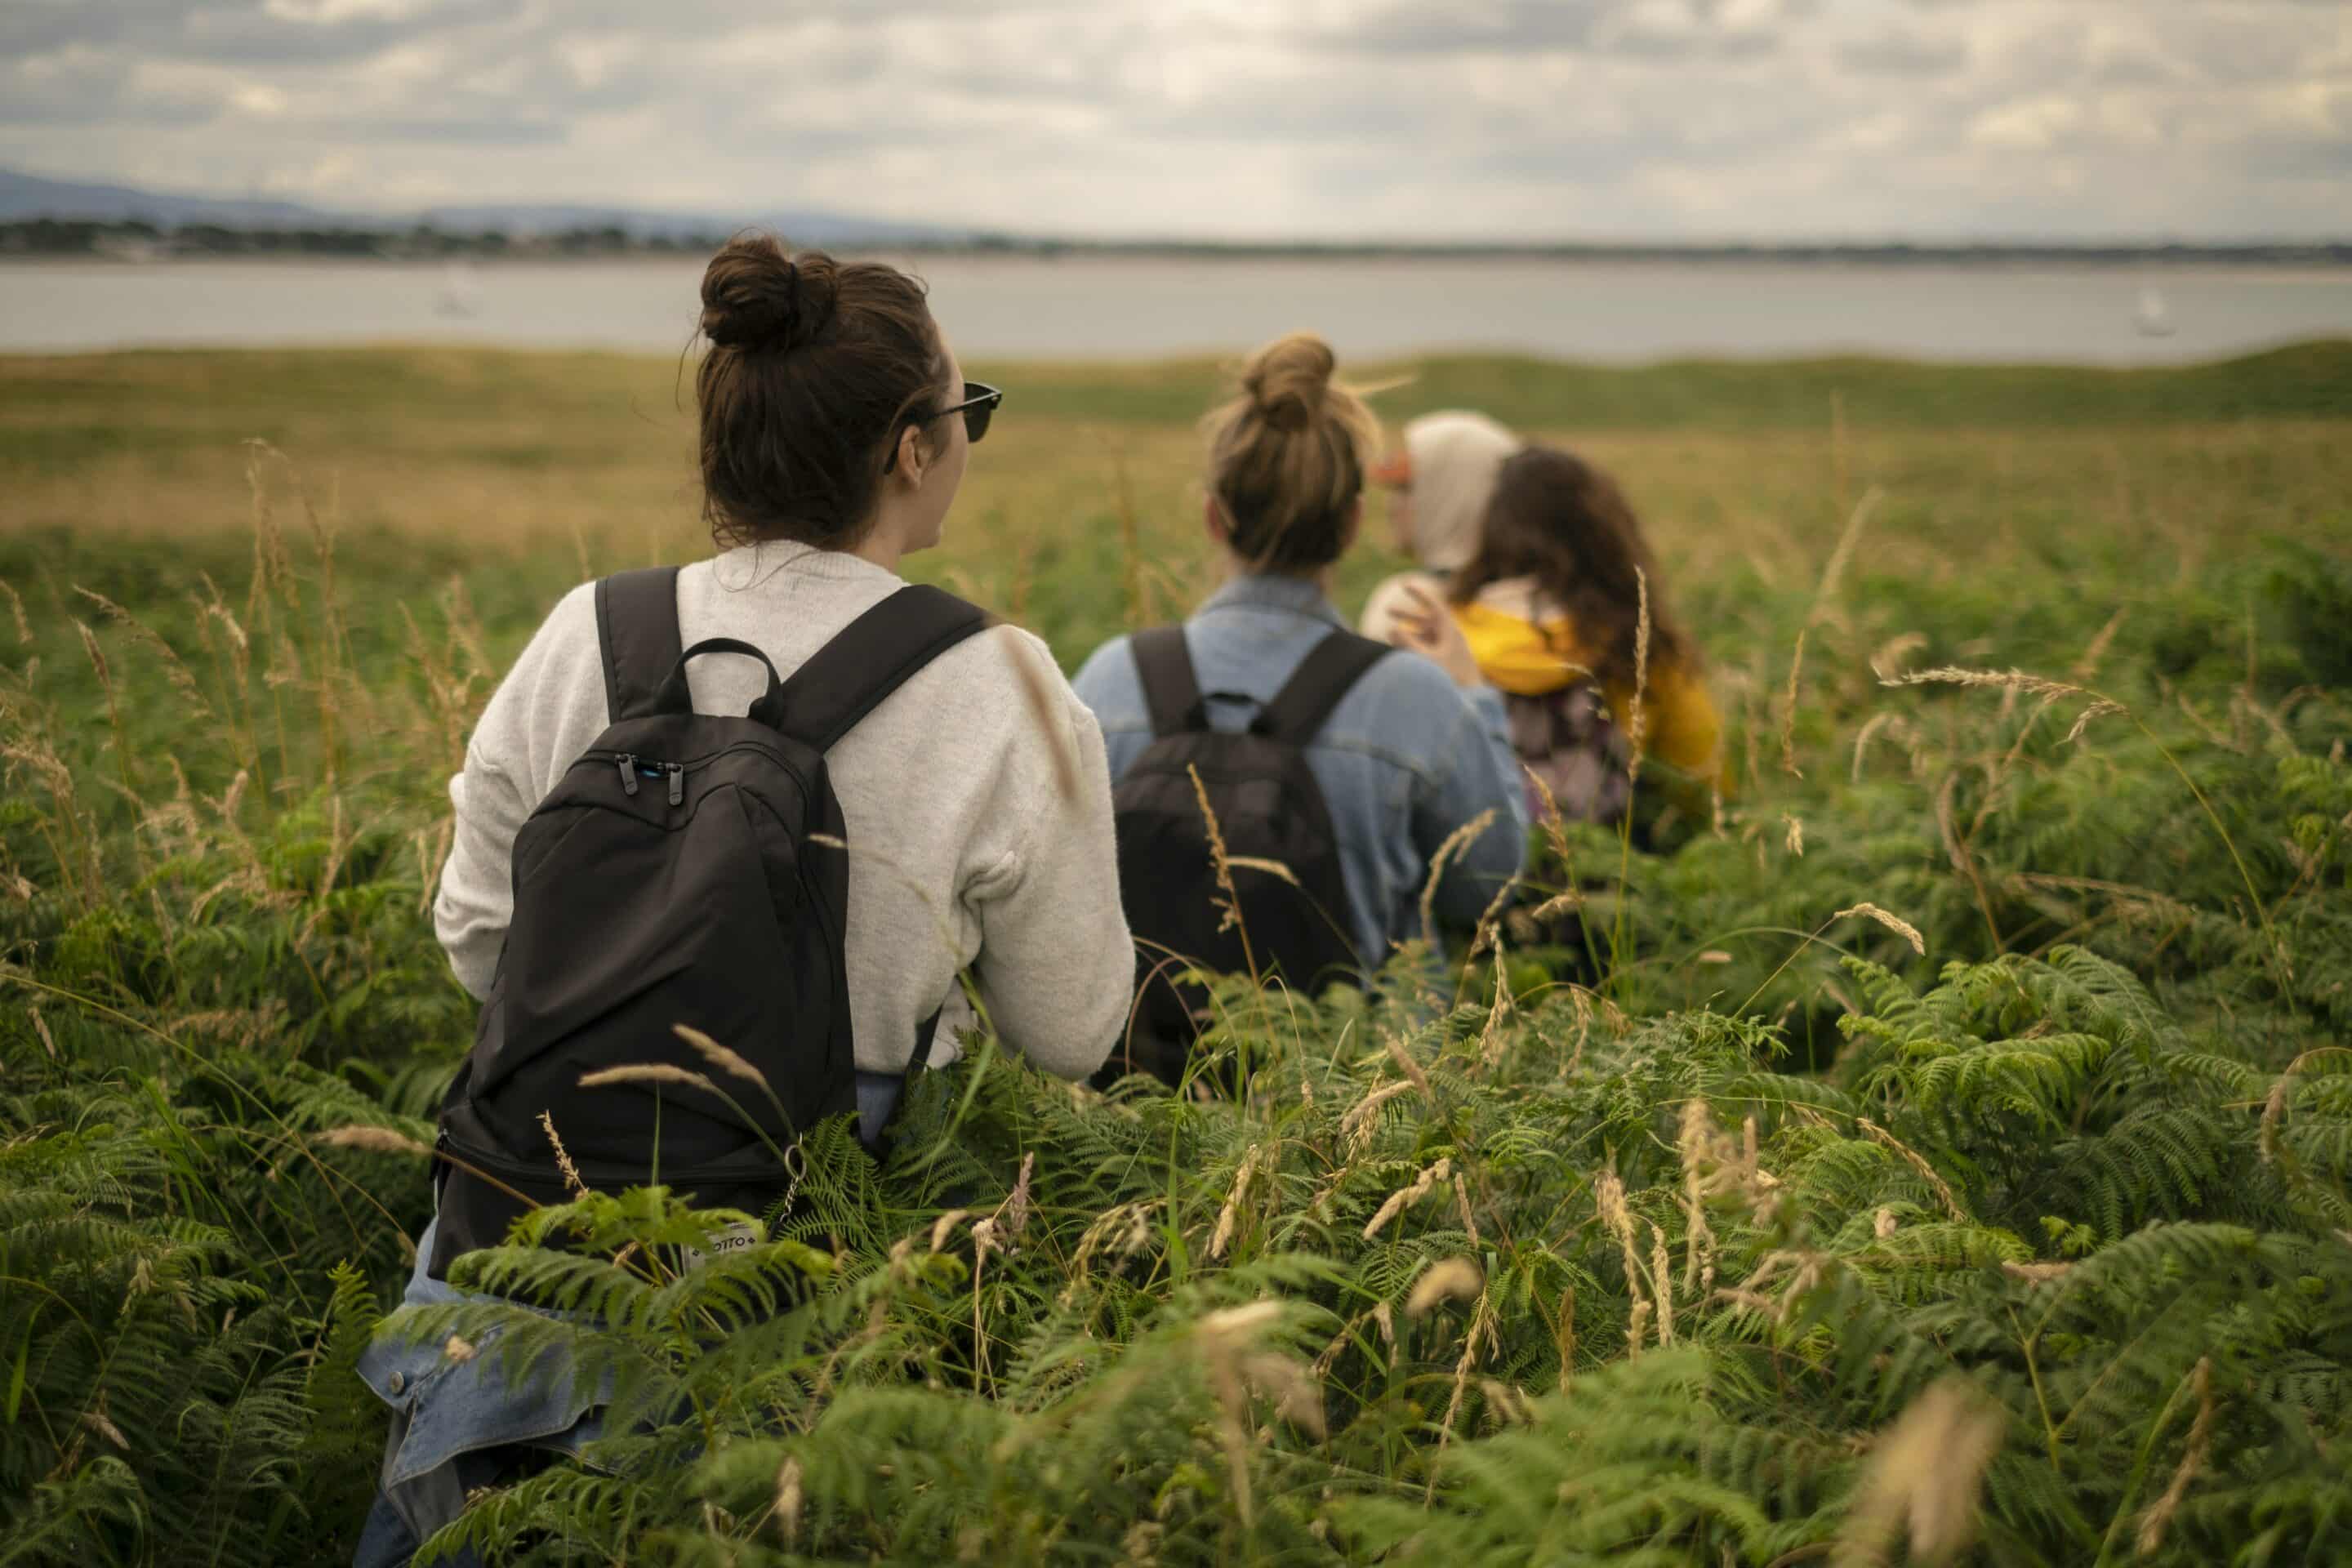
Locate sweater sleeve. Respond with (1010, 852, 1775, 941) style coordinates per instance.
(432, 585, 600, 1001)
(961, 638, 1135, 1080)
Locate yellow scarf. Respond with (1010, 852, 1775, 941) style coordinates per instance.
(1452, 602, 1592, 696)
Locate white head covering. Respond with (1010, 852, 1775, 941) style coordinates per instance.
(1397, 410, 1519, 572)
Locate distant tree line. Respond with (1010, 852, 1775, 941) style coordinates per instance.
(3, 216, 2345, 265)
(0, 218, 728, 260)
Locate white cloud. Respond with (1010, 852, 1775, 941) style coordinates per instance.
(227, 81, 287, 114)
(1, 0, 2343, 238)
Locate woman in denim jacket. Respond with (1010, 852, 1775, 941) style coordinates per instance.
(1073, 333, 1527, 974)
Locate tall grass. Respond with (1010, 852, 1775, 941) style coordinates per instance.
(1, 346, 2347, 1565)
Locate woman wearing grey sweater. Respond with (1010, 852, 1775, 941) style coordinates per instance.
(354, 237, 1132, 1568)
(435, 239, 1133, 1085)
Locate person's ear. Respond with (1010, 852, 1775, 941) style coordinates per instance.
(893, 421, 928, 488)
(1202, 493, 1230, 545)
(1339, 495, 1362, 551)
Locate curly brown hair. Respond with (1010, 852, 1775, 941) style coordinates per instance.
(1450, 445, 1690, 690)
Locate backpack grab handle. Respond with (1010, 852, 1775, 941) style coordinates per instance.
(652, 637, 786, 719)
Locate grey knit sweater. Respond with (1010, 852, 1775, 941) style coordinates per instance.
(432, 541, 1134, 1080)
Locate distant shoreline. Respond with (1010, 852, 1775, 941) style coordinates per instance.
(7, 249, 2352, 275)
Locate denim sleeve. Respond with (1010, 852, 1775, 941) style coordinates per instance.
(1411, 683, 1530, 929)
(1070, 635, 1152, 786)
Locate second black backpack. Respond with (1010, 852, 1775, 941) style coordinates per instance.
(429, 568, 988, 1278)
(1102, 625, 1390, 1088)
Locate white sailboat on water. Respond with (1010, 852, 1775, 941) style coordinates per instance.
(435, 259, 482, 318)
(2134, 285, 2176, 338)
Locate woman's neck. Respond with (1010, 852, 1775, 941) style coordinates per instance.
(851, 532, 902, 573)
(1223, 552, 1337, 597)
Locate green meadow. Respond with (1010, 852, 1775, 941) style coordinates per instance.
(2, 341, 2349, 1565)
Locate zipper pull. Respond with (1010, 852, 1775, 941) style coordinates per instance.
(666, 763, 684, 807)
(617, 753, 639, 796)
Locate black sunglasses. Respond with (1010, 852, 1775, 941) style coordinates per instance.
(884, 381, 1001, 471)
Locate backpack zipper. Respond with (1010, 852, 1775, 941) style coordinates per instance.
(586, 741, 804, 804)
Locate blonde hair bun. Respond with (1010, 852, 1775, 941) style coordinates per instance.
(1242, 332, 1336, 433)
(1204, 331, 1382, 572)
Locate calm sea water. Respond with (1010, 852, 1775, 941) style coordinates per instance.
(2, 255, 2346, 364)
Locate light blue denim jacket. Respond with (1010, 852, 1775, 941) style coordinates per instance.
(1072, 573, 1529, 967)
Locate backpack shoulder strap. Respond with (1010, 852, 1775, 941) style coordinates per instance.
(766, 584, 991, 751)
(594, 566, 685, 724)
(1253, 629, 1392, 745)
(1130, 626, 1206, 737)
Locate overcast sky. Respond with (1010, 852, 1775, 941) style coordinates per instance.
(4, 0, 2346, 241)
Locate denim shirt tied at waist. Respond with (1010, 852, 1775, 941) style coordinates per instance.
(1071, 573, 1529, 969)
(355, 1216, 608, 1548)
(354, 1075, 909, 1551)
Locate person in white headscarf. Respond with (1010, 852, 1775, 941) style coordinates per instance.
(1357, 410, 1521, 644)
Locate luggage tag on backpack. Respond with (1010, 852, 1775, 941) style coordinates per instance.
(679, 1218, 765, 1271)
(676, 1143, 802, 1270)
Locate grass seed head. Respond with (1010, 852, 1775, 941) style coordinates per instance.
(1241, 1351, 1327, 1440)
(1833, 1377, 2006, 1568)
(1363, 1156, 1451, 1240)
(539, 1111, 586, 1199)
(2136, 1357, 2216, 1556)
(1001, 1151, 1036, 1240)
(1405, 1256, 1485, 1318)
(314, 1125, 430, 1158)
(774, 1456, 803, 1545)
(672, 1023, 771, 1093)
(929, 1209, 971, 1254)
(577, 1062, 721, 1094)
(1210, 1145, 1259, 1260)
(1835, 902, 1927, 956)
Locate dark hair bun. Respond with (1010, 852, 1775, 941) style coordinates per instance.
(699, 234, 840, 351)
(1243, 332, 1334, 433)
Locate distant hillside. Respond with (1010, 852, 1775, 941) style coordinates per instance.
(0, 168, 372, 229)
(0, 167, 970, 247)
(6, 163, 2342, 262)
(416, 202, 968, 246)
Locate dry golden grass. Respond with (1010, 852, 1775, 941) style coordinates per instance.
(11, 350, 2347, 595)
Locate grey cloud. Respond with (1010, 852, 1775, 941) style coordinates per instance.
(1302, 2, 1612, 56)
(3, 0, 2341, 240)
(2230, 131, 2352, 181)
(327, 114, 567, 145)
(0, 0, 526, 66)
(1598, 21, 1781, 63)
(169, 1, 527, 65)
(1293, 0, 1802, 62)
(0, 0, 193, 56)
(1838, 27, 1967, 78)
(0, 54, 217, 127)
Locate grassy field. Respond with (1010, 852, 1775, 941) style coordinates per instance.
(2, 342, 2350, 1566)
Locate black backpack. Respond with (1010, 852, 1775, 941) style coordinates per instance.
(1100, 625, 1390, 1088)
(429, 567, 988, 1279)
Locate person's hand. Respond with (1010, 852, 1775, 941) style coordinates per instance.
(1384, 583, 1484, 688)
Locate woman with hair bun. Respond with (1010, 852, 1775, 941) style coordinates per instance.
(1074, 333, 1525, 1062)
(353, 236, 1134, 1566)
